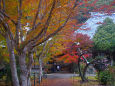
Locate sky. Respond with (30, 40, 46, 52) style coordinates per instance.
(77, 12, 115, 38)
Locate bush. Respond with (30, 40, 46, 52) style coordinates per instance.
(109, 66, 115, 86)
(98, 70, 111, 85)
(98, 66, 115, 86)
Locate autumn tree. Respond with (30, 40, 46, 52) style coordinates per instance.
(57, 33, 93, 63)
(0, 0, 82, 86)
(0, 0, 114, 86)
(49, 32, 93, 81)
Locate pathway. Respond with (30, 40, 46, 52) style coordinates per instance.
(46, 73, 74, 86)
(32, 73, 96, 86)
(32, 73, 74, 86)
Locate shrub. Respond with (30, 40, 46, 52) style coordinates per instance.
(98, 70, 111, 85)
(109, 66, 115, 86)
(98, 66, 115, 86)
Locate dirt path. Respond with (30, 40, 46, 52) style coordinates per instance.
(37, 78, 73, 86)
(31, 73, 74, 86)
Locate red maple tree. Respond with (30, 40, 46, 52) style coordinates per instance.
(59, 33, 93, 63)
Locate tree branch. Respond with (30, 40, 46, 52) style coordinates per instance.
(2, 21, 14, 41)
(27, 0, 42, 35)
(15, 0, 23, 45)
(22, 0, 56, 50)
(0, 30, 5, 37)
(18, 0, 23, 42)
(31, 0, 56, 43)
(2, 0, 5, 12)
(0, 0, 1, 10)
(32, 13, 71, 47)
(27, 0, 48, 35)
(31, 0, 78, 48)
(27, 9, 47, 35)
(0, 17, 14, 42)
(32, 0, 42, 28)
(0, 10, 17, 25)
(40, 41, 47, 58)
(32, 19, 69, 48)
(35, 0, 78, 48)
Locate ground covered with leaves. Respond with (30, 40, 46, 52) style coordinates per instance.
(31, 77, 105, 86)
(0, 76, 107, 86)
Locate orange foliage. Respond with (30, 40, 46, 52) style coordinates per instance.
(0, 0, 114, 51)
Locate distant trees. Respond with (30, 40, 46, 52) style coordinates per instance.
(93, 17, 115, 86)
(93, 18, 115, 61)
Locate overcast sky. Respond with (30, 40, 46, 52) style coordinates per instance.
(77, 12, 115, 38)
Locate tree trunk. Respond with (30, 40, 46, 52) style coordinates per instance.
(19, 52, 28, 86)
(110, 54, 113, 66)
(6, 37, 20, 86)
(83, 63, 90, 81)
(78, 57, 85, 82)
(39, 58, 43, 83)
(27, 53, 33, 86)
(27, 76, 31, 86)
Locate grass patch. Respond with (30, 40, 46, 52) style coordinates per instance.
(73, 76, 97, 81)
(72, 76, 99, 86)
(85, 76, 97, 80)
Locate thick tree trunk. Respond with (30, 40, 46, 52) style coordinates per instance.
(19, 52, 28, 86)
(27, 53, 33, 86)
(6, 37, 20, 86)
(9, 49, 20, 86)
(19, 50, 33, 86)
